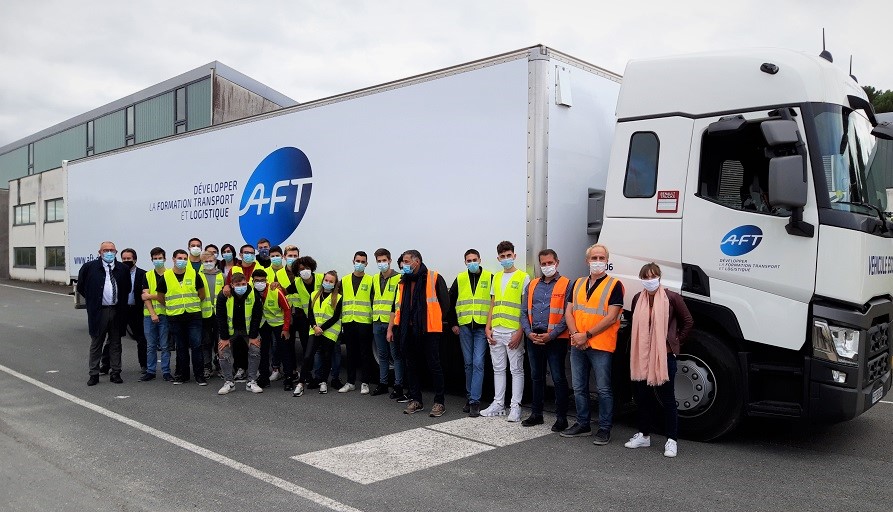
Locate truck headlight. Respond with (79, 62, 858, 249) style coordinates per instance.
(813, 320, 859, 365)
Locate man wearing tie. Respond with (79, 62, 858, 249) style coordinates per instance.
(77, 241, 132, 386)
(121, 248, 148, 376)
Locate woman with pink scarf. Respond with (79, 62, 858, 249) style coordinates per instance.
(624, 263, 693, 457)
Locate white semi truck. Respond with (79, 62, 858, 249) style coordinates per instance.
(66, 45, 893, 439)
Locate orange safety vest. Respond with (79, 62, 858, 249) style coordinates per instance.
(527, 276, 570, 339)
(394, 270, 443, 333)
(570, 275, 621, 352)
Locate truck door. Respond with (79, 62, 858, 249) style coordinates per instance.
(681, 109, 819, 349)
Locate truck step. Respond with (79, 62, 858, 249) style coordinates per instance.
(747, 400, 803, 417)
(748, 362, 803, 376)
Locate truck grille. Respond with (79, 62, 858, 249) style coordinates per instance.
(866, 353, 890, 385)
(868, 323, 889, 357)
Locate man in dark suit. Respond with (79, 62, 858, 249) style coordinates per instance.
(77, 241, 132, 386)
(120, 248, 148, 375)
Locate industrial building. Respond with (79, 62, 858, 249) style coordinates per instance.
(2, 62, 296, 283)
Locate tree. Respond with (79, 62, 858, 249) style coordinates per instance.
(864, 85, 893, 114)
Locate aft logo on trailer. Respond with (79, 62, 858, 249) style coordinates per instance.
(239, 147, 313, 247)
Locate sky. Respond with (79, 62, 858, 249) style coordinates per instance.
(0, 0, 890, 148)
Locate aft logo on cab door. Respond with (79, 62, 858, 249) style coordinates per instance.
(239, 147, 313, 247)
(720, 225, 763, 256)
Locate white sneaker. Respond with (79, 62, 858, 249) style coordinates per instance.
(480, 402, 506, 417)
(246, 381, 263, 394)
(338, 383, 356, 393)
(664, 439, 677, 457)
(625, 432, 651, 448)
(234, 369, 246, 382)
(506, 406, 521, 422)
(319, 382, 328, 394)
(217, 381, 235, 395)
(270, 370, 281, 382)
(360, 383, 370, 395)
(293, 383, 304, 397)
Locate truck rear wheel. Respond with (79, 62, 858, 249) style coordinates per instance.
(676, 330, 743, 440)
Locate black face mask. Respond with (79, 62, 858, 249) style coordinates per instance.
(123, 260, 135, 269)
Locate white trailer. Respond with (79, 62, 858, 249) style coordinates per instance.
(67, 46, 621, 284)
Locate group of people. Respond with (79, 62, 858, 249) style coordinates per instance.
(77, 238, 692, 457)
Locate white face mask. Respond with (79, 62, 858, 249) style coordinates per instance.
(641, 278, 660, 292)
(299, 269, 312, 280)
(589, 261, 607, 274)
(541, 265, 556, 277)
(254, 282, 267, 292)
(189, 247, 202, 257)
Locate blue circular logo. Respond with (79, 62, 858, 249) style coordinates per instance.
(238, 147, 312, 247)
(720, 225, 763, 257)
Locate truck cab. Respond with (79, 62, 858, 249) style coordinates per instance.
(601, 49, 893, 439)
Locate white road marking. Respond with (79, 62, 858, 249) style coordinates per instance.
(0, 363, 364, 512)
(115, 395, 130, 399)
(293, 415, 554, 484)
(46, 370, 59, 373)
(0, 283, 71, 297)
(880, 400, 893, 405)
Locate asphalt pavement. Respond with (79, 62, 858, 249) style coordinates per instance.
(0, 279, 891, 512)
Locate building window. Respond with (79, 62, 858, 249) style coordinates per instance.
(623, 132, 660, 198)
(125, 105, 135, 146)
(13, 203, 36, 225)
(28, 143, 34, 175)
(14, 247, 36, 268)
(45, 198, 64, 223)
(175, 87, 187, 134)
(45, 246, 66, 270)
(86, 120, 95, 156)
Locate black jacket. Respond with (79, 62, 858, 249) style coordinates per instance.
(77, 259, 132, 337)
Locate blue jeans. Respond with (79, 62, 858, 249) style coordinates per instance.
(458, 325, 487, 403)
(170, 316, 203, 381)
(570, 347, 613, 431)
(144, 315, 170, 375)
(527, 337, 569, 418)
(373, 321, 403, 386)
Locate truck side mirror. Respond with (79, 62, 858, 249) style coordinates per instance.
(768, 155, 807, 208)
(871, 122, 893, 141)
(761, 120, 800, 146)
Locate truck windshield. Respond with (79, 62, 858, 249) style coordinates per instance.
(809, 104, 888, 214)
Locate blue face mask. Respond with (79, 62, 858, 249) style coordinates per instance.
(271, 256, 283, 267)
(222, 253, 233, 262)
(286, 257, 297, 267)
(354, 262, 366, 273)
(377, 262, 389, 272)
(102, 251, 116, 264)
(402, 265, 413, 275)
(322, 281, 335, 291)
(500, 258, 514, 269)
(152, 259, 165, 269)
(175, 259, 188, 270)
(258, 248, 270, 258)
(242, 253, 256, 264)
(467, 262, 480, 273)
(234, 285, 248, 295)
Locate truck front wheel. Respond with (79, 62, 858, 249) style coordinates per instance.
(675, 330, 744, 440)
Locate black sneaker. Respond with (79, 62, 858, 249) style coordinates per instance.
(256, 377, 270, 388)
(172, 377, 189, 385)
(307, 380, 320, 390)
(138, 373, 156, 382)
(551, 417, 569, 432)
(87, 375, 99, 386)
(592, 428, 611, 445)
(109, 373, 123, 384)
(195, 377, 208, 386)
(468, 402, 481, 418)
(162, 373, 174, 382)
(371, 384, 389, 396)
(283, 378, 295, 391)
(330, 378, 344, 390)
(394, 392, 410, 403)
(462, 401, 471, 414)
(559, 423, 592, 438)
(521, 414, 544, 427)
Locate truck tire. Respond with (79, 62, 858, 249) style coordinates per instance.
(675, 330, 744, 440)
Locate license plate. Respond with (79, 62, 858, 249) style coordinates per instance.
(872, 387, 883, 404)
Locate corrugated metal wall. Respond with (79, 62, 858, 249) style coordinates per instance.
(34, 125, 86, 173)
(0, 146, 28, 186)
(94, 110, 126, 153)
(187, 78, 212, 131)
(135, 92, 174, 143)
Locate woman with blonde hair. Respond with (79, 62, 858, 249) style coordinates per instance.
(293, 270, 343, 397)
(625, 262, 693, 457)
